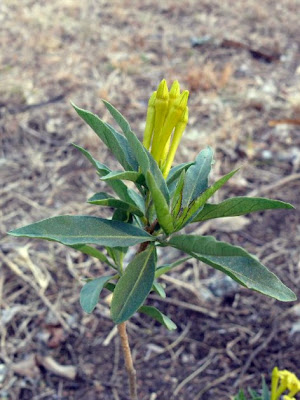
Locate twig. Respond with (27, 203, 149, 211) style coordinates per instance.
(233, 324, 277, 387)
(247, 173, 300, 197)
(117, 322, 138, 400)
(148, 294, 218, 318)
(195, 367, 242, 399)
(173, 355, 213, 397)
(0, 251, 69, 331)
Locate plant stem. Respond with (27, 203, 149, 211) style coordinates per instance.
(117, 221, 158, 399)
(117, 322, 138, 400)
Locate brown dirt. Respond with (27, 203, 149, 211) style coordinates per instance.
(1, 1, 300, 399)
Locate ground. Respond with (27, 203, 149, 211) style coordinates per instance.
(1, 1, 300, 399)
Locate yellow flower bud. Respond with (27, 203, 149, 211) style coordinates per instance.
(151, 79, 169, 159)
(271, 367, 280, 400)
(169, 80, 180, 107)
(143, 91, 156, 150)
(159, 81, 181, 165)
(163, 106, 188, 178)
(153, 90, 189, 162)
(286, 373, 300, 397)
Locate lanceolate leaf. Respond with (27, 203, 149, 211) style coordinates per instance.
(168, 235, 296, 301)
(73, 144, 140, 206)
(73, 144, 110, 174)
(139, 305, 177, 330)
(167, 161, 193, 195)
(106, 246, 126, 270)
(192, 197, 294, 222)
(175, 168, 239, 230)
(171, 169, 186, 220)
(111, 246, 155, 324)
(147, 172, 174, 234)
(72, 103, 138, 171)
(152, 280, 166, 298)
(182, 147, 214, 207)
(102, 99, 132, 135)
(88, 192, 144, 217)
(155, 256, 191, 278)
(101, 170, 144, 184)
(103, 100, 169, 203)
(9, 216, 154, 247)
(80, 275, 113, 313)
(70, 244, 117, 269)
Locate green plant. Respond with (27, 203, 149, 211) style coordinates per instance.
(234, 377, 270, 400)
(9, 80, 296, 399)
(234, 368, 300, 400)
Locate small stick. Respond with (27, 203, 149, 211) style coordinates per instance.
(117, 322, 138, 400)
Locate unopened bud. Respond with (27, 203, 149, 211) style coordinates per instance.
(155, 90, 189, 162)
(143, 91, 156, 150)
(151, 80, 169, 160)
(169, 80, 180, 106)
(163, 106, 188, 178)
(156, 79, 169, 101)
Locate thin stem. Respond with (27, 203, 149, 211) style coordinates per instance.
(116, 220, 158, 399)
(117, 322, 138, 400)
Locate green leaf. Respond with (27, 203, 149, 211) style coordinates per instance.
(80, 275, 113, 313)
(175, 168, 239, 230)
(9, 215, 154, 247)
(192, 197, 294, 222)
(261, 377, 270, 400)
(111, 246, 155, 323)
(106, 208, 129, 270)
(248, 388, 259, 398)
(155, 256, 191, 278)
(73, 144, 140, 205)
(102, 99, 132, 135)
(166, 161, 193, 195)
(168, 235, 296, 301)
(105, 282, 116, 292)
(101, 170, 144, 184)
(88, 192, 144, 217)
(102, 100, 169, 203)
(72, 103, 138, 171)
(171, 169, 186, 220)
(106, 246, 126, 270)
(70, 244, 117, 269)
(147, 171, 174, 234)
(182, 147, 214, 207)
(139, 305, 177, 330)
(152, 280, 166, 298)
(233, 390, 247, 400)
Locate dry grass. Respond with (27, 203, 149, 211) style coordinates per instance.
(1, 0, 300, 399)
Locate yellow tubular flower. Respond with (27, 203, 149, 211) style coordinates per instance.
(271, 367, 280, 400)
(143, 91, 157, 150)
(151, 79, 169, 160)
(286, 373, 300, 397)
(169, 80, 180, 108)
(163, 106, 188, 178)
(159, 80, 181, 165)
(154, 90, 189, 163)
(275, 374, 289, 399)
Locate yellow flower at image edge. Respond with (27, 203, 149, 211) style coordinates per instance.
(271, 367, 300, 400)
(143, 79, 189, 179)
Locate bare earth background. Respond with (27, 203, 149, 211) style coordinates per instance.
(1, 1, 300, 399)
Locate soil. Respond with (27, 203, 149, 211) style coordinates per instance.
(1, 1, 300, 399)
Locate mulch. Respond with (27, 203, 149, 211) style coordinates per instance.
(1, 0, 300, 399)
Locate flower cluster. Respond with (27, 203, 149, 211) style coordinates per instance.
(271, 367, 300, 400)
(143, 79, 189, 178)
